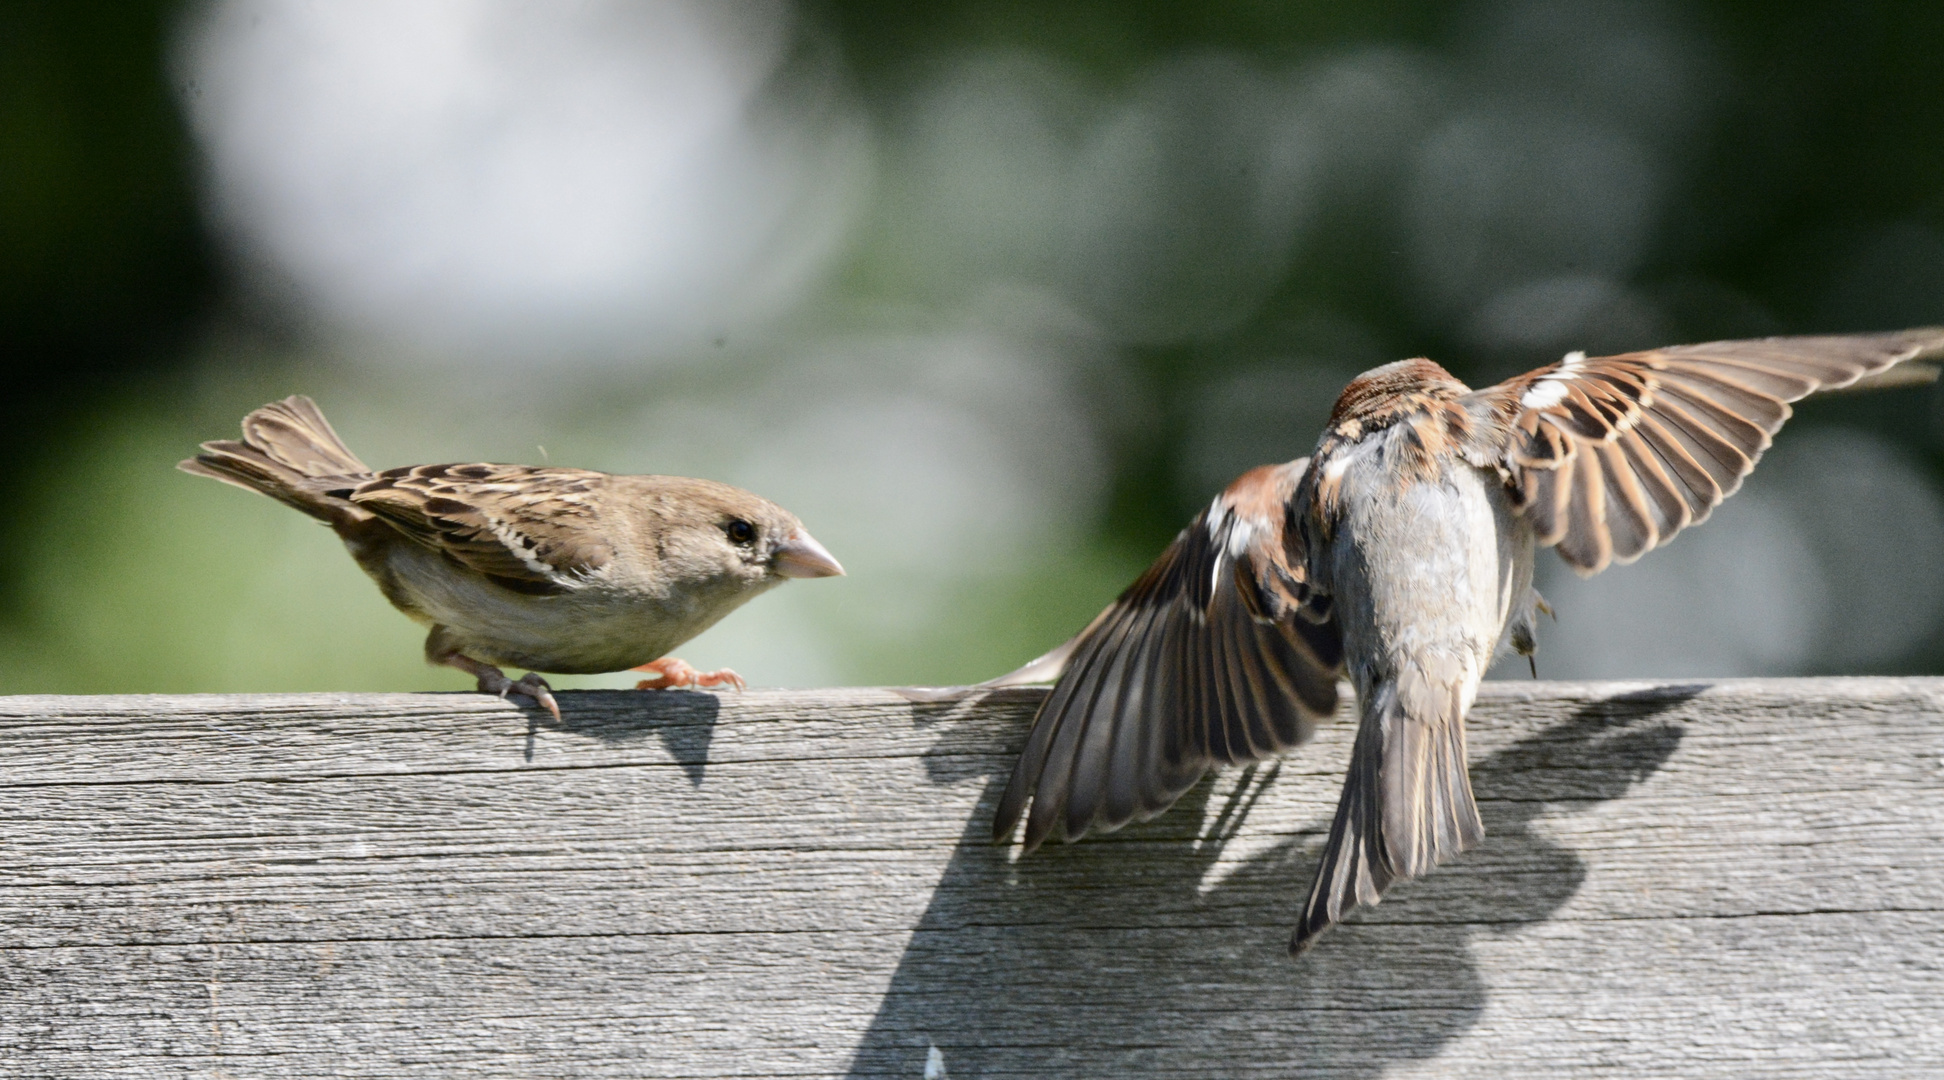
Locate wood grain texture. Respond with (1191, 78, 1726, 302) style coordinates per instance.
(1, 679, 1940, 1078)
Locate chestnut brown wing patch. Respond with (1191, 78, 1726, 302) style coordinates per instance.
(1473, 329, 1944, 574)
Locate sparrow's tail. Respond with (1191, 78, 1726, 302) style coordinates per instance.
(1292, 658, 1483, 954)
(179, 395, 376, 529)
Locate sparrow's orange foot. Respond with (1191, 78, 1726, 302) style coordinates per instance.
(632, 657, 746, 691)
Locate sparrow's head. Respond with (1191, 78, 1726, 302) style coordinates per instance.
(631, 478, 844, 593)
(1326, 357, 1469, 431)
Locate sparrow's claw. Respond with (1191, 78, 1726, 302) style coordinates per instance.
(632, 657, 746, 691)
(436, 649, 562, 721)
(514, 672, 561, 722)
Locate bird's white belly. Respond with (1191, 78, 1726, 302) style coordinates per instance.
(1326, 452, 1533, 689)
(373, 543, 763, 673)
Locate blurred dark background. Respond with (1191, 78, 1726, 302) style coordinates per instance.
(4, 0, 1942, 692)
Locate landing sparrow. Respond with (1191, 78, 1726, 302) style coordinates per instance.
(182, 397, 843, 718)
(982, 328, 1944, 953)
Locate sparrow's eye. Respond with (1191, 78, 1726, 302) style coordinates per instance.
(725, 519, 757, 545)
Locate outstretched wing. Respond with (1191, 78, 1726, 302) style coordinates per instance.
(1469, 329, 1944, 574)
(992, 459, 1344, 852)
(342, 464, 613, 595)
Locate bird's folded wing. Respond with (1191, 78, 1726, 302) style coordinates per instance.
(1468, 328, 1944, 574)
(992, 459, 1344, 852)
(342, 464, 614, 594)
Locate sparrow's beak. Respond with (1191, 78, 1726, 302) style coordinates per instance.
(772, 528, 845, 579)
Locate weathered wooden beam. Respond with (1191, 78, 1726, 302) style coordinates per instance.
(1, 679, 1940, 1078)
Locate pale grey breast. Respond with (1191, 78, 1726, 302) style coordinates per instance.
(1323, 430, 1534, 688)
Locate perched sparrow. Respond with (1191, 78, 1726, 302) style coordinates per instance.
(181, 397, 843, 718)
(984, 328, 1944, 954)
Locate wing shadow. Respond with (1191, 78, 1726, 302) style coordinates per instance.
(846, 684, 1697, 1078)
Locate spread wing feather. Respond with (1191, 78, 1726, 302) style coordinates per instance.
(991, 459, 1344, 851)
(1473, 329, 1944, 574)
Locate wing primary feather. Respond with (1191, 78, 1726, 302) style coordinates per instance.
(994, 614, 1119, 846)
(1057, 603, 1149, 838)
(1522, 459, 1569, 546)
(1200, 570, 1241, 764)
(1630, 412, 1720, 518)
(1214, 580, 1273, 763)
(1652, 380, 1774, 459)
(1669, 356, 1817, 400)
(1614, 429, 1688, 544)
(1174, 602, 1211, 782)
(1636, 402, 1738, 499)
(1139, 605, 1201, 817)
(1282, 625, 1343, 720)
(1023, 608, 1141, 850)
(991, 676, 1075, 845)
(1556, 451, 1612, 572)
(1218, 585, 1279, 761)
(1090, 601, 1171, 832)
(1657, 364, 1795, 426)
(1252, 626, 1312, 747)
(1595, 439, 1656, 564)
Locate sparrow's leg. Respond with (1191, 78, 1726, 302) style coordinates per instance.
(429, 641, 562, 722)
(632, 657, 746, 691)
(1507, 587, 1552, 679)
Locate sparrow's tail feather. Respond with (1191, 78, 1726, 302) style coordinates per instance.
(1292, 705, 1392, 951)
(1292, 661, 1483, 954)
(179, 396, 376, 529)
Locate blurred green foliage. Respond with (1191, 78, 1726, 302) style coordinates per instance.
(815, 0, 1944, 543)
(1, 0, 215, 622)
(5, 0, 1944, 692)
(1, 0, 213, 410)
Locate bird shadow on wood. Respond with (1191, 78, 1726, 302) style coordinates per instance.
(528, 690, 722, 785)
(847, 684, 1697, 1079)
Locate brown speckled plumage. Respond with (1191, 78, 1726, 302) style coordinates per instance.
(181, 397, 843, 717)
